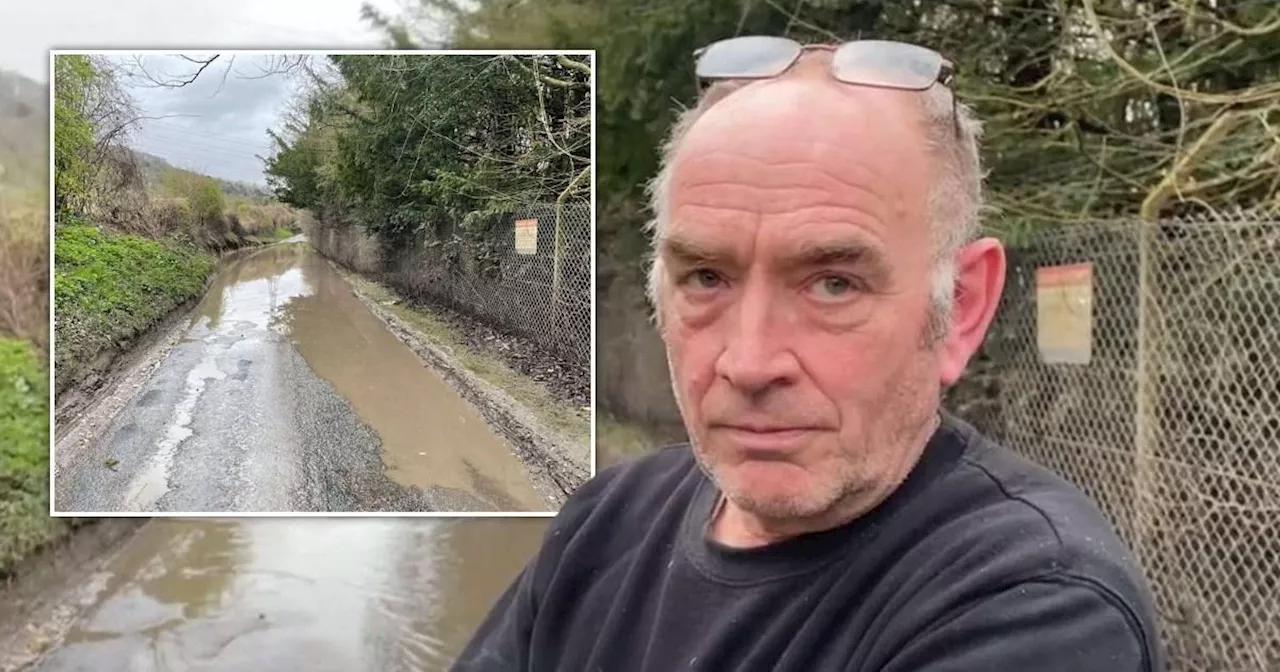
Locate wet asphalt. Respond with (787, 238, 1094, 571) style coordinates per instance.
(53, 241, 537, 513)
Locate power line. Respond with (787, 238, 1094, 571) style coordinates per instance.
(122, 145, 269, 183)
(131, 146, 265, 172)
(145, 153, 264, 172)
(137, 133, 271, 160)
(136, 131, 266, 153)
(143, 127, 273, 151)
(141, 122, 275, 149)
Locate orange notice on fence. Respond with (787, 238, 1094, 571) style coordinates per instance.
(1036, 262, 1094, 365)
(515, 218, 538, 255)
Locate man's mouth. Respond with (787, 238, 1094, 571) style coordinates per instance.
(711, 424, 821, 452)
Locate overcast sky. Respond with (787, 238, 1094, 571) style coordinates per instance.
(0, 0, 414, 184)
(119, 55, 310, 185)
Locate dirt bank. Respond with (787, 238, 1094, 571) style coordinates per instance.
(0, 519, 147, 672)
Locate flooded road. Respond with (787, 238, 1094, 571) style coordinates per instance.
(26, 518, 546, 671)
(54, 241, 546, 513)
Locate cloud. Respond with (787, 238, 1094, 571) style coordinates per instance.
(118, 54, 308, 185)
(0, 0, 404, 82)
(0, 0, 420, 183)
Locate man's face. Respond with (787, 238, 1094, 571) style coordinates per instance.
(658, 70, 947, 522)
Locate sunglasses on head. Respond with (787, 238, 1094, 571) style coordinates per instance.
(692, 36, 960, 135)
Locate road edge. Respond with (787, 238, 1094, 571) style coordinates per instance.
(0, 518, 148, 671)
(50, 289, 200, 476)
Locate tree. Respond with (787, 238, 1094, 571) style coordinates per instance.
(52, 54, 140, 219)
(263, 53, 592, 246)
(52, 55, 98, 215)
(188, 176, 225, 226)
(364, 0, 1280, 237)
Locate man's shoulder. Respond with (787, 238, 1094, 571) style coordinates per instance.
(928, 415, 1159, 637)
(885, 415, 1164, 669)
(946, 417, 1139, 574)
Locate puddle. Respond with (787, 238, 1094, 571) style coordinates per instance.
(170, 242, 545, 511)
(121, 346, 228, 510)
(195, 243, 315, 331)
(274, 248, 545, 510)
(32, 518, 547, 671)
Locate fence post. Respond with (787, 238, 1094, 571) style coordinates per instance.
(1129, 114, 1243, 571)
(1132, 216, 1160, 570)
(552, 166, 591, 323)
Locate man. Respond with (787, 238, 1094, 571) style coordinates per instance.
(456, 36, 1164, 671)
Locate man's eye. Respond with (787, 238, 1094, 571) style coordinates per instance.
(684, 269, 723, 290)
(810, 275, 858, 301)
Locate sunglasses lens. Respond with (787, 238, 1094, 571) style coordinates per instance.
(833, 40, 944, 90)
(696, 36, 801, 79)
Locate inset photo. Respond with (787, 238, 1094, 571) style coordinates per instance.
(50, 50, 594, 515)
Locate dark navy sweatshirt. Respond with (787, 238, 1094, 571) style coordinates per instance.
(454, 413, 1164, 671)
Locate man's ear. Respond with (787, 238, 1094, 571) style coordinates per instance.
(938, 238, 1005, 386)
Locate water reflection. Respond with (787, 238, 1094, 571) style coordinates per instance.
(72, 522, 242, 640)
(276, 250, 545, 510)
(36, 519, 546, 671)
(195, 243, 314, 332)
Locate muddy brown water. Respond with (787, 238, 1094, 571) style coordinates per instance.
(28, 518, 547, 671)
(207, 241, 543, 510)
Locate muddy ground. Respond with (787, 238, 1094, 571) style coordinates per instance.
(399, 295, 590, 410)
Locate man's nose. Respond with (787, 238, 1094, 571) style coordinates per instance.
(713, 279, 799, 394)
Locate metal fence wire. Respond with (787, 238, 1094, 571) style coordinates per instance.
(948, 214, 1280, 671)
(387, 201, 592, 368)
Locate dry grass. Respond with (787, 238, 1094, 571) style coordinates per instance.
(230, 201, 296, 237)
(145, 198, 191, 238)
(0, 194, 49, 350)
(94, 195, 300, 249)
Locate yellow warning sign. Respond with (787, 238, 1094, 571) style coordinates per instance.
(515, 218, 538, 255)
(1036, 262, 1094, 364)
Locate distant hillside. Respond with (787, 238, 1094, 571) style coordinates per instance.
(133, 150, 272, 203)
(0, 70, 47, 192)
(0, 72, 271, 204)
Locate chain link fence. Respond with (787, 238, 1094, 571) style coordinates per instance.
(385, 202, 592, 368)
(949, 214, 1280, 671)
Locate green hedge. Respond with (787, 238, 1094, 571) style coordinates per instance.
(53, 224, 216, 391)
(0, 338, 54, 575)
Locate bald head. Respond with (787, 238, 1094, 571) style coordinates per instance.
(669, 66, 934, 251)
(647, 51, 984, 333)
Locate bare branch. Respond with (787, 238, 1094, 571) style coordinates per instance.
(555, 54, 591, 76)
(1083, 0, 1280, 105)
(143, 54, 222, 88)
(1141, 109, 1251, 221)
